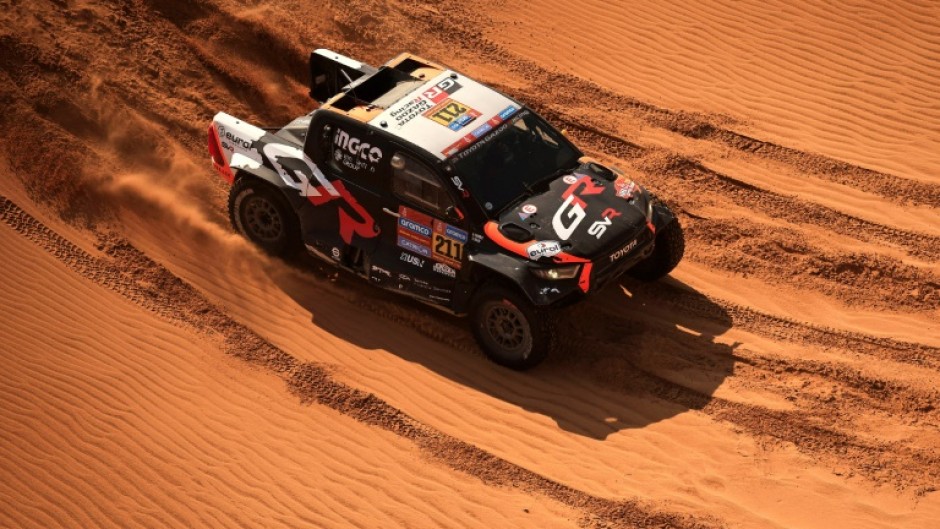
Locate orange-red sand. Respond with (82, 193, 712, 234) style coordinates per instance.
(1, 1, 938, 528)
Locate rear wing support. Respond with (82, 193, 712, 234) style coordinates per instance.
(308, 49, 377, 104)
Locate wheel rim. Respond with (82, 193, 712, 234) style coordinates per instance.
(243, 196, 283, 242)
(483, 302, 531, 359)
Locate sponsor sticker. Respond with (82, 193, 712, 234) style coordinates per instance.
(441, 106, 521, 157)
(398, 236, 431, 257)
(614, 176, 638, 199)
(400, 251, 426, 268)
(522, 204, 537, 215)
(471, 122, 493, 138)
(388, 96, 434, 129)
(333, 128, 383, 173)
(421, 77, 462, 104)
(432, 262, 456, 278)
(562, 174, 578, 185)
(397, 206, 434, 255)
(424, 98, 481, 131)
(371, 265, 392, 277)
(399, 217, 432, 238)
(431, 219, 466, 269)
(498, 105, 518, 120)
(450, 175, 470, 198)
(526, 240, 562, 260)
(444, 224, 468, 244)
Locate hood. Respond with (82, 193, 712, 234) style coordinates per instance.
(494, 166, 653, 261)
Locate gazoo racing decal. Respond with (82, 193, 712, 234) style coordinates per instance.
(260, 141, 379, 245)
(333, 128, 383, 173)
(388, 96, 434, 129)
(423, 98, 481, 131)
(552, 174, 604, 240)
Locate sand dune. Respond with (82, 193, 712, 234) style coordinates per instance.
(1, 0, 939, 528)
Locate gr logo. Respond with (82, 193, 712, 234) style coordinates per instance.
(422, 77, 462, 104)
(552, 175, 604, 240)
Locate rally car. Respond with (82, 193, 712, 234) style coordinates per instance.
(207, 50, 684, 369)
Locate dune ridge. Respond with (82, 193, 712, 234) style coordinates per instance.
(1, 0, 939, 528)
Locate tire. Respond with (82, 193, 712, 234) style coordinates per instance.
(229, 177, 301, 258)
(629, 219, 685, 281)
(470, 285, 554, 370)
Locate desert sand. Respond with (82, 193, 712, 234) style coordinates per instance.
(1, 1, 938, 528)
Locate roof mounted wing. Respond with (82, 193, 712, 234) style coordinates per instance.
(308, 49, 377, 104)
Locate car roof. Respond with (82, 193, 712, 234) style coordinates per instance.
(319, 53, 520, 160)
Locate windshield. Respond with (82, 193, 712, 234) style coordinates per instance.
(449, 109, 581, 215)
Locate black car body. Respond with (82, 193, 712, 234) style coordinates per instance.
(208, 50, 683, 368)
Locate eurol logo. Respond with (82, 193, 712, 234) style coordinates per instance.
(526, 240, 562, 260)
(399, 217, 432, 238)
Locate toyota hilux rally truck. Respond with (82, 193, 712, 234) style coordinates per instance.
(208, 50, 684, 369)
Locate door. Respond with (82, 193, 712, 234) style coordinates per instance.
(366, 151, 468, 306)
(298, 116, 386, 264)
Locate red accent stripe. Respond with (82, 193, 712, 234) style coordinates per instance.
(483, 221, 531, 258)
(207, 123, 235, 184)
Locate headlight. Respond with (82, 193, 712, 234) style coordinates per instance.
(531, 264, 580, 280)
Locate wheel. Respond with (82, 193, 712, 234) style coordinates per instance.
(470, 285, 554, 370)
(229, 177, 301, 258)
(629, 218, 685, 281)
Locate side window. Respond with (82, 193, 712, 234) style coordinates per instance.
(391, 153, 452, 215)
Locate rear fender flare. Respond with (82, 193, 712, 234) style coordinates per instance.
(232, 168, 308, 212)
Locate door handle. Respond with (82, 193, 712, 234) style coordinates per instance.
(382, 207, 400, 218)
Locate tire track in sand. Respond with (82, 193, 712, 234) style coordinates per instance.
(401, 1, 940, 209)
(0, 194, 717, 529)
(532, 107, 940, 262)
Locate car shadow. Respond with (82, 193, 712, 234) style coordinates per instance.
(272, 256, 737, 440)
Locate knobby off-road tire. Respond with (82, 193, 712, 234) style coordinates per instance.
(229, 177, 302, 258)
(629, 219, 685, 281)
(470, 285, 555, 370)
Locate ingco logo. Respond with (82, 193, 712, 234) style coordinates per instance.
(552, 175, 604, 240)
(335, 129, 383, 163)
